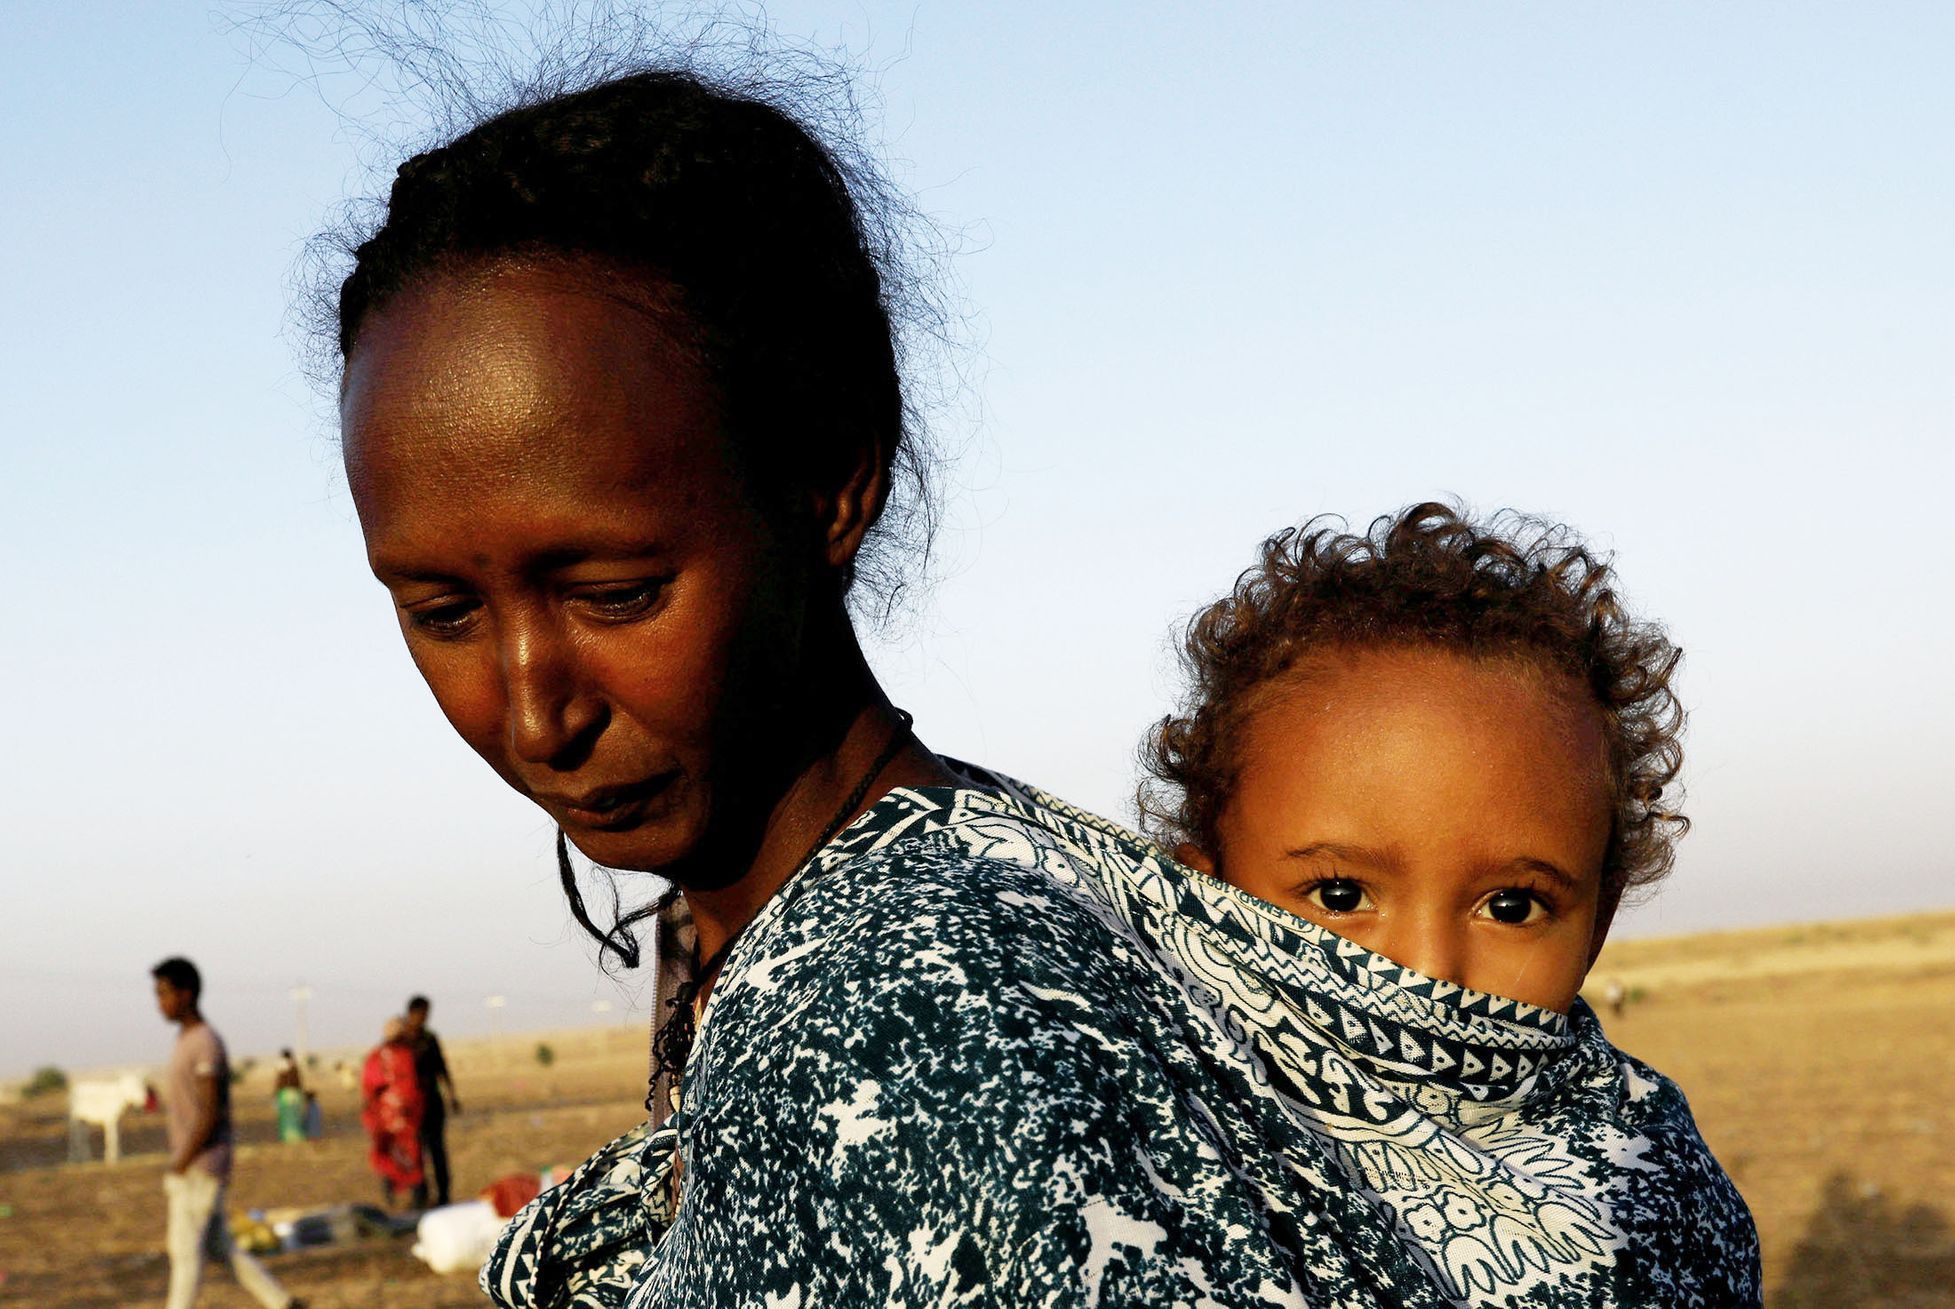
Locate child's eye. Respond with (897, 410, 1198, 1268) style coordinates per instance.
(1304, 878, 1372, 915)
(1480, 889, 1549, 925)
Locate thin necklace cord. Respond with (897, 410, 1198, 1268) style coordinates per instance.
(645, 709, 916, 1109)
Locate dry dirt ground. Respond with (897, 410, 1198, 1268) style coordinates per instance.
(1589, 910, 1955, 1307)
(0, 1026, 651, 1308)
(2, 911, 1950, 1307)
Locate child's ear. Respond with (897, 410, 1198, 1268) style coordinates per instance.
(1174, 843, 1219, 877)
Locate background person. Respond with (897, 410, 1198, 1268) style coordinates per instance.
(152, 957, 302, 1309)
(271, 1048, 307, 1143)
(360, 1017, 425, 1208)
(401, 994, 460, 1207)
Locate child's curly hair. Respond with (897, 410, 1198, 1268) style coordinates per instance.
(1139, 502, 1687, 908)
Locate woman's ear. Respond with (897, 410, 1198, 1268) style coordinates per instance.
(1175, 843, 1219, 877)
(814, 435, 889, 572)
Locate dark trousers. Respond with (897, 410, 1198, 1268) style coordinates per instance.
(413, 1101, 451, 1208)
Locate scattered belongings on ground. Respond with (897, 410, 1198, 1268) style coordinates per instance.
(413, 1200, 504, 1275)
(230, 1212, 282, 1256)
(480, 1172, 542, 1219)
(410, 1169, 562, 1275)
(210, 1168, 569, 1277)
(254, 1202, 415, 1253)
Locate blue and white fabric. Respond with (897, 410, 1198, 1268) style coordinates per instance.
(484, 771, 1760, 1307)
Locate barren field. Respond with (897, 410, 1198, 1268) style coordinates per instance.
(1588, 910, 1955, 1307)
(3, 910, 1950, 1307)
(0, 1027, 652, 1308)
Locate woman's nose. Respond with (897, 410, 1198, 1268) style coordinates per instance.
(501, 615, 605, 766)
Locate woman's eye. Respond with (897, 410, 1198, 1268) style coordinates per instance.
(406, 598, 481, 636)
(1482, 889, 1547, 925)
(575, 582, 665, 620)
(1306, 879, 1370, 915)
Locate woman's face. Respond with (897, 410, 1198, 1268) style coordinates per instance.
(341, 261, 818, 878)
(1187, 647, 1615, 1013)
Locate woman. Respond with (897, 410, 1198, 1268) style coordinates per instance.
(360, 1019, 424, 1208)
(332, 67, 1756, 1309)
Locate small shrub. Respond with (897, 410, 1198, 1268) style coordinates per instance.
(23, 1066, 67, 1098)
(533, 1043, 556, 1068)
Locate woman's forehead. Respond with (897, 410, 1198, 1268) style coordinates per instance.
(343, 266, 725, 484)
(349, 264, 703, 426)
(339, 266, 757, 577)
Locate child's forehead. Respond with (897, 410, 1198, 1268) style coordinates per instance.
(1225, 646, 1615, 870)
(1239, 645, 1608, 770)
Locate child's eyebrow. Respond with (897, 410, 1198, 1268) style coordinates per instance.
(1283, 842, 1400, 872)
(1502, 857, 1586, 895)
(1285, 846, 1588, 894)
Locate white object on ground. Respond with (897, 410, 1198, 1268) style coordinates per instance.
(412, 1200, 506, 1275)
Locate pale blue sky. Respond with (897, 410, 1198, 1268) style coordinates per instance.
(4, 2, 1951, 1077)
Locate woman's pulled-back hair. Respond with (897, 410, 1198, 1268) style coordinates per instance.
(335, 65, 937, 605)
(1140, 502, 1687, 908)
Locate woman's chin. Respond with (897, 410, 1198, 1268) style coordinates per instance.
(560, 815, 699, 877)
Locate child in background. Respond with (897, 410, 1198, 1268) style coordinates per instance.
(1146, 501, 1683, 1014)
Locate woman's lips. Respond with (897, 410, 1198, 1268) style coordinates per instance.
(537, 773, 677, 831)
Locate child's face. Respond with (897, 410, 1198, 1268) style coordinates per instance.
(1184, 647, 1615, 1013)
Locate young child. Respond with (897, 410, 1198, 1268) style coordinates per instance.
(1144, 501, 1685, 1015)
(1139, 501, 1762, 1304)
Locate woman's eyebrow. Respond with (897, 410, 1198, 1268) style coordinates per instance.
(370, 542, 668, 583)
(528, 542, 669, 570)
(368, 557, 466, 586)
(1283, 842, 1400, 872)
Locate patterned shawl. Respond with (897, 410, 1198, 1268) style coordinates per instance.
(485, 773, 1760, 1308)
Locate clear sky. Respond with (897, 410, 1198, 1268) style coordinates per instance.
(4, 2, 1951, 1079)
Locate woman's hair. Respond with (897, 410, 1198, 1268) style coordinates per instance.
(310, 37, 960, 973)
(1139, 502, 1687, 908)
(334, 66, 941, 606)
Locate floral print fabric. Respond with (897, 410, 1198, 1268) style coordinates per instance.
(485, 772, 1760, 1307)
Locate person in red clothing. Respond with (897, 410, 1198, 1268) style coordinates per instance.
(360, 1018, 425, 1207)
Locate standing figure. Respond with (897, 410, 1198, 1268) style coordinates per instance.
(271, 1049, 308, 1143)
(152, 957, 302, 1309)
(402, 995, 461, 1207)
(1604, 976, 1629, 1018)
(360, 1018, 425, 1207)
